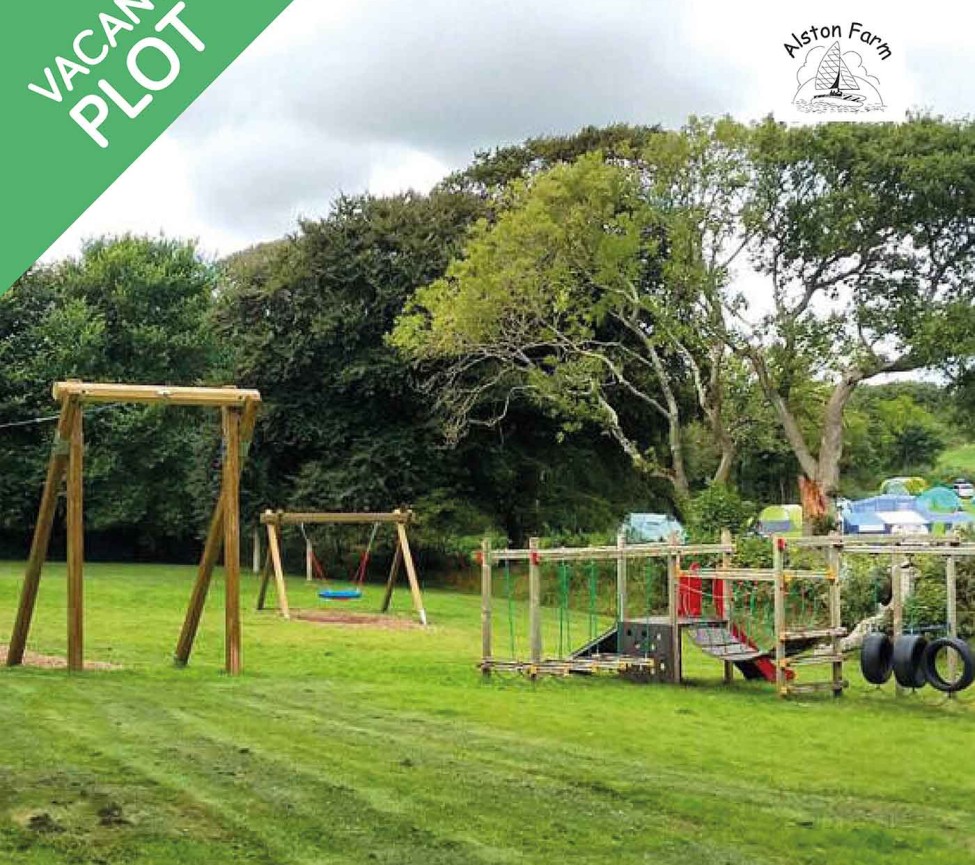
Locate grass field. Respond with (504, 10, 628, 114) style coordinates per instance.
(1, 561, 974, 865)
(938, 442, 975, 477)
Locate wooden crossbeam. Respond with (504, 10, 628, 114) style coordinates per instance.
(261, 510, 413, 526)
(53, 381, 260, 407)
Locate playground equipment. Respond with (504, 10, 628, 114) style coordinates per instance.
(479, 531, 845, 697)
(786, 533, 975, 696)
(6, 381, 261, 675)
(256, 509, 427, 625)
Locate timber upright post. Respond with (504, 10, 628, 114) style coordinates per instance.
(66, 398, 85, 672)
(773, 537, 787, 697)
(394, 510, 427, 626)
(6, 397, 78, 667)
(528, 537, 542, 675)
(616, 530, 627, 624)
(947, 552, 958, 694)
(222, 406, 243, 675)
(666, 543, 680, 684)
(827, 536, 843, 697)
(720, 528, 734, 685)
(252, 525, 261, 574)
(891, 551, 905, 696)
(481, 538, 492, 676)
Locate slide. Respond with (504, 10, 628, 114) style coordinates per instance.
(680, 571, 782, 682)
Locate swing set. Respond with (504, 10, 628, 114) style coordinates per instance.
(256, 509, 428, 625)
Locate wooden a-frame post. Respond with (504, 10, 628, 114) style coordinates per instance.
(7, 382, 261, 676)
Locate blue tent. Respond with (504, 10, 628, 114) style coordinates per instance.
(842, 510, 887, 534)
(849, 495, 917, 513)
(622, 513, 685, 543)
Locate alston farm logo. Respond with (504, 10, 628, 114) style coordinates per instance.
(785, 22, 890, 114)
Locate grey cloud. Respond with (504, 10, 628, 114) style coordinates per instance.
(172, 0, 752, 245)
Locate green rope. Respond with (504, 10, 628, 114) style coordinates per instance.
(504, 560, 516, 657)
(587, 560, 599, 642)
(557, 561, 572, 656)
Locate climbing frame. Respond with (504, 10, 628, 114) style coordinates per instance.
(6, 381, 262, 675)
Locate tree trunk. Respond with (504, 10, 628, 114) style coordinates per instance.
(814, 370, 863, 498)
(667, 412, 690, 500)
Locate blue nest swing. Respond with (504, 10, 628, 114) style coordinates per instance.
(312, 521, 380, 604)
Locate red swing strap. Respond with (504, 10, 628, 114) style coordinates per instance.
(352, 522, 381, 587)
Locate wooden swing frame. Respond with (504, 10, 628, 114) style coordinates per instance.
(5, 381, 262, 675)
(256, 509, 428, 625)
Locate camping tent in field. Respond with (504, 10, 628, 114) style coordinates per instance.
(757, 504, 803, 537)
(622, 513, 686, 543)
(880, 476, 928, 496)
(917, 486, 963, 513)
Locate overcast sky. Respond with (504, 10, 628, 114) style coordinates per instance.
(43, 0, 974, 264)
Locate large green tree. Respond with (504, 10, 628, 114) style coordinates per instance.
(734, 117, 975, 505)
(0, 236, 222, 557)
(392, 154, 717, 502)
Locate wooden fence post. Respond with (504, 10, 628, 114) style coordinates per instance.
(481, 538, 492, 674)
(528, 537, 542, 672)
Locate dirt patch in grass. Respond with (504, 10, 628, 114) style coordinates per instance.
(0, 645, 120, 670)
(294, 610, 420, 630)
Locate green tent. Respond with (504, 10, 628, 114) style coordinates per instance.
(880, 476, 928, 496)
(757, 504, 803, 537)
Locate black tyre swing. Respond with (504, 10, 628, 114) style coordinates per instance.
(860, 632, 894, 685)
(892, 634, 929, 689)
(922, 637, 975, 694)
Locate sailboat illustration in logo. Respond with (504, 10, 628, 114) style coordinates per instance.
(793, 41, 884, 113)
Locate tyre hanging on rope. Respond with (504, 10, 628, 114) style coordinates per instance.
(922, 637, 975, 694)
(860, 632, 893, 685)
(892, 634, 928, 689)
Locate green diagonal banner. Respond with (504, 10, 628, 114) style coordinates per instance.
(1, 0, 297, 293)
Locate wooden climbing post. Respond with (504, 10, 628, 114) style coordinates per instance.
(666, 548, 680, 684)
(828, 537, 843, 697)
(947, 554, 958, 692)
(891, 551, 905, 696)
(66, 402, 84, 672)
(528, 537, 542, 671)
(481, 538, 492, 675)
(616, 530, 627, 622)
(773, 538, 787, 697)
(720, 528, 733, 685)
(222, 406, 242, 675)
